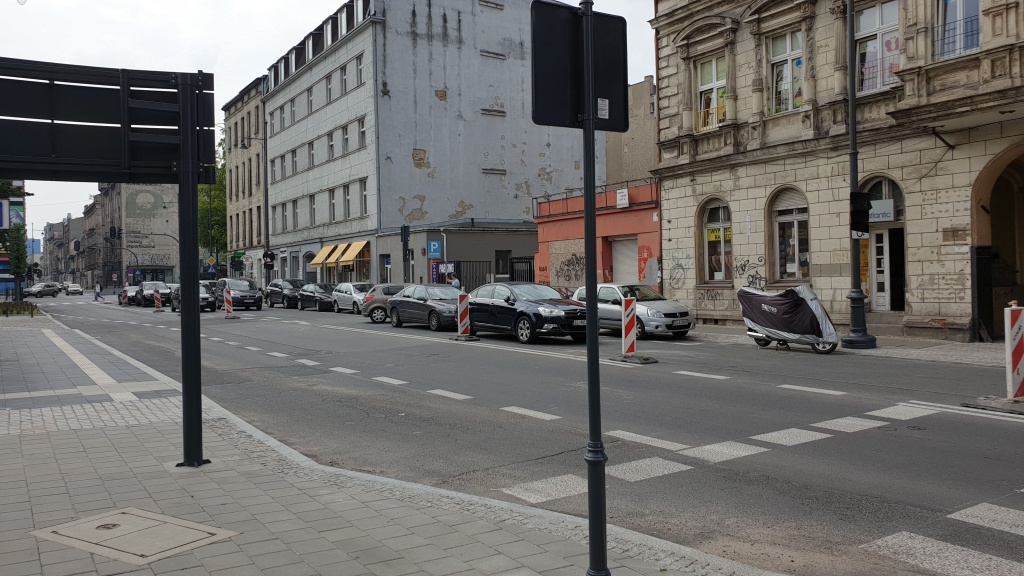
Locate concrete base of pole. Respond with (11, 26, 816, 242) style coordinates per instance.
(449, 335, 480, 342)
(961, 396, 1024, 415)
(608, 354, 658, 365)
(224, 314, 240, 320)
(153, 309, 165, 313)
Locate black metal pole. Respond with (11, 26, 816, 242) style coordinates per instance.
(842, 0, 876, 349)
(580, 2, 609, 575)
(177, 72, 209, 467)
(262, 82, 271, 288)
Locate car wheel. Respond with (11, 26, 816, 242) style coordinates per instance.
(369, 307, 387, 323)
(390, 308, 404, 327)
(672, 330, 689, 338)
(515, 316, 537, 344)
(352, 303, 360, 314)
(208, 303, 216, 312)
(171, 305, 177, 312)
(812, 341, 838, 354)
(256, 304, 262, 311)
(268, 298, 274, 308)
(333, 301, 341, 313)
(52, 292, 57, 298)
(428, 312, 441, 332)
(754, 338, 772, 347)
(636, 319, 648, 339)
(35, 293, 41, 298)
(570, 333, 586, 342)
(298, 300, 305, 311)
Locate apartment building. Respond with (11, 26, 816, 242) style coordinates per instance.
(653, 0, 1024, 341)
(260, 0, 597, 288)
(223, 76, 268, 285)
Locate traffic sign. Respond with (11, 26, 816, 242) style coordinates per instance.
(207, 265, 217, 274)
(207, 256, 216, 265)
(427, 240, 442, 259)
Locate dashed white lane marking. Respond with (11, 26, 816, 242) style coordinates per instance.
(126, 322, 137, 325)
(502, 474, 587, 504)
(428, 389, 473, 400)
(169, 328, 180, 331)
(949, 503, 1024, 537)
(862, 531, 1024, 576)
(267, 352, 289, 357)
(902, 400, 1024, 423)
(225, 342, 240, 346)
(777, 384, 846, 395)
(113, 320, 124, 323)
(501, 406, 561, 421)
(811, 416, 889, 433)
(606, 457, 692, 482)
(372, 376, 408, 385)
(208, 337, 223, 341)
(749, 428, 832, 446)
(607, 430, 690, 452)
(264, 316, 281, 320)
(154, 326, 167, 328)
(329, 367, 359, 374)
(680, 441, 770, 463)
(244, 346, 262, 351)
(142, 324, 152, 327)
(673, 370, 730, 380)
(864, 405, 938, 420)
(295, 359, 320, 366)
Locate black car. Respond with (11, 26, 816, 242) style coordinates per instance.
(136, 281, 170, 307)
(170, 284, 216, 313)
(468, 282, 587, 344)
(298, 283, 334, 311)
(388, 284, 461, 331)
(266, 278, 304, 309)
(215, 278, 263, 310)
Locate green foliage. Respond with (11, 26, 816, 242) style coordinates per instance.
(0, 301, 41, 316)
(198, 163, 227, 256)
(0, 223, 29, 278)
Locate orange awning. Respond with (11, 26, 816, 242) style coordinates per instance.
(337, 241, 368, 266)
(308, 245, 337, 268)
(324, 243, 349, 267)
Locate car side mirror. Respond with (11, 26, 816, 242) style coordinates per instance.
(417, 297, 427, 302)
(611, 299, 621, 306)
(504, 295, 514, 304)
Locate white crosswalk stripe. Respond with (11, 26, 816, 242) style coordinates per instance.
(501, 406, 560, 421)
(777, 384, 845, 395)
(863, 531, 1024, 576)
(606, 457, 692, 482)
(673, 370, 730, 380)
(811, 416, 889, 432)
(295, 359, 320, 366)
(680, 441, 770, 463)
(502, 474, 587, 504)
(949, 503, 1024, 537)
(428, 389, 472, 400)
(606, 430, 689, 452)
(863, 405, 938, 420)
(749, 428, 832, 446)
(372, 376, 407, 385)
(329, 367, 358, 374)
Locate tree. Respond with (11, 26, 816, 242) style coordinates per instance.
(197, 162, 227, 257)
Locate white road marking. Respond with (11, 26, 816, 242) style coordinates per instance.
(606, 457, 692, 482)
(949, 503, 1024, 537)
(295, 359, 321, 366)
(673, 370, 731, 380)
(244, 346, 262, 351)
(864, 405, 939, 420)
(126, 322, 137, 325)
(749, 428, 832, 446)
(266, 352, 289, 357)
(373, 376, 408, 385)
(113, 320, 124, 323)
(811, 416, 889, 433)
(141, 324, 152, 327)
(501, 406, 561, 420)
(606, 430, 690, 452)
(671, 342, 702, 346)
(208, 337, 223, 341)
(901, 400, 1024, 423)
(329, 367, 358, 374)
(428, 389, 473, 400)
(680, 441, 770, 463)
(862, 531, 1024, 576)
(777, 384, 846, 395)
(154, 326, 167, 329)
(169, 328, 180, 331)
(225, 342, 240, 346)
(264, 316, 281, 320)
(502, 474, 587, 504)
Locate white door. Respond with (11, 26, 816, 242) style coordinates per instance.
(871, 231, 890, 311)
(612, 238, 639, 283)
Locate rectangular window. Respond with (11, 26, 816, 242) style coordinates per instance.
(256, 206, 262, 242)
(246, 111, 251, 137)
(278, 105, 285, 129)
(291, 150, 298, 174)
(358, 118, 366, 148)
(342, 125, 350, 154)
(329, 189, 336, 221)
(256, 154, 261, 185)
(704, 205, 733, 282)
(341, 64, 349, 93)
(309, 195, 316, 226)
(356, 54, 364, 85)
(239, 213, 244, 245)
(269, 111, 275, 134)
(291, 199, 298, 229)
(856, 1, 900, 92)
(280, 155, 287, 178)
(775, 209, 810, 280)
(281, 203, 287, 232)
(254, 105, 259, 134)
(289, 99, 296, 123)
(235, 166, 240, 197)
(343, 184, 351, 219)
(360, 179, 368, 216)
(696, 56, 727, 131)
(328, 133, 335, 158)
(326, 75, 333, 101)
(233, 121, 238, 146)
(307, 88, 314, 114)
(935, 0, 979, 59)
(248, 159, 253, 195)
(308, 142, 315, 167)
(769, 31, 803, 114)
(271, 158, 277, 182)
(249, 209, 253, 246)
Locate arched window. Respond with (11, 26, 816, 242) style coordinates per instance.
(771, 189, 810, 280)
(863, 177, 904, 222)
(703, 201, 732, 282)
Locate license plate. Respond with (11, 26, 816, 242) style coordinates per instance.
(672, 319, 688, 325)
(573, 320, 586, 326)
(244, 299, 255, 303)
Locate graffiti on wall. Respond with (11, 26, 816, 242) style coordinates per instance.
(696, 289, 724, 310)
(552, 253, 586, 285)
(733, 256, 767, 290)
(664, 249, 694, 290)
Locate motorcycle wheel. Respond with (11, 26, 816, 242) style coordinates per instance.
(812, 342, 838, 354)
(753, 338, 772, 347)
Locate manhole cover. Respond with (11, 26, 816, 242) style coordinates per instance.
(31, 508, 236, 565)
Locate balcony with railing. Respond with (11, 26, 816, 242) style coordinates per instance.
(934, 16, 979, 60)
(857, 54, 901, 93)
(696, 104, 726, 132)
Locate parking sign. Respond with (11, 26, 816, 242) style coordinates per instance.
(427, 240, 442, 259)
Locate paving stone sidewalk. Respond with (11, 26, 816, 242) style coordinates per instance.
(0, 315, 784, 576)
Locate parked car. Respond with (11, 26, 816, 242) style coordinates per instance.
(572, 284, 693, 338)
(24, 282, 61, 298)
(120, 285, 140, 305)
(135, 281, 170, 307)
(297, 283, 335, 311)
(170, 284, 216, 313)
(361, 283, 408, 323)
(66, 283, 84, 295)
(468, 282, 587, 344)
(388, 284, 461, 331)
(165, 283, 180, 294)
(331, 282, 374, 314)
(215, 278, 263, 310)
(266, 278, 304, 309)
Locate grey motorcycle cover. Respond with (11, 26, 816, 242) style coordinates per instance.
(737, 285, 838, 345)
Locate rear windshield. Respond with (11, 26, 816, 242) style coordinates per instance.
(226, 279, 256, 290)
(383, 285, 404, 295)
(352, 283, 373, 293)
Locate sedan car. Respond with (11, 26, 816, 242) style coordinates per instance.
(388, 284, 461, 331)
(266, 278, 304, 309)
(361, 283, 408, 323)
(572, 284, 693, 338)
(135, 281, 170, 307)
(120, 285, 139, 305)
(170, 284, 216, 312)
(298, 283, 335, 311)
(468, 282, 587, 344)
(215, 278, 263, 310)
(25, 282, 61, 297)
(332, 282, 374, 314)
(66, 283, 84, 295)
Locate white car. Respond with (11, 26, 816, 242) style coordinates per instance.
(572, 284, 694, 338)
(66, 283, 84, 295)
(332, 282, 374, 314)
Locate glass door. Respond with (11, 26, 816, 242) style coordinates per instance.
(871, 231, 890, 311)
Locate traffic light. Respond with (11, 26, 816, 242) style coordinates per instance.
(73, 240, 81, 252)
(850, 191, 871, 234)
(400, 224, 410, 244)
(109, 226, 117, 239)
(230, 259, 244, 272)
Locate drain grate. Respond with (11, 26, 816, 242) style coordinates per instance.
(31, 507, 236, 565)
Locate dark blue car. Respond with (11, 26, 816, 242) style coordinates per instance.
(467, 282, 587, 344)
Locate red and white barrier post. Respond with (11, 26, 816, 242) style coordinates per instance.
(1007, 300, 1023, 400)
(622, 297, 636, 356)
(153, 289, 164, 312)
(224, 287, 239, 319)
(449, 292, 478, 341)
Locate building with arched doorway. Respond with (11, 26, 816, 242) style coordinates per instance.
(652, 0, 1023, 341)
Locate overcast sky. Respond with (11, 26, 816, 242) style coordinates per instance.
(1, 0, 655, 244)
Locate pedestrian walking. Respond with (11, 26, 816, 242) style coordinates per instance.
(94, 283, 105, 301)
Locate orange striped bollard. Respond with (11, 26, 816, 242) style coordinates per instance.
(224, 287, 239, 319)
(449, 292, 478, 341)
(614, 295, 656, 364)
(153, 289, 164, 313)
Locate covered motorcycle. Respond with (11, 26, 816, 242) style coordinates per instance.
(737, 285, 838, 354)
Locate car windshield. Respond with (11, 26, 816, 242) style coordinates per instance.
(426, 286, 461, 300)
(509, 284, 563, 300)
(198, 286, 209, 295)
(143, 282, 168, 291)
(618, 285, 666, 302)
(316, 284, 333, 292)
(30, 284, 45, 289)
(69, 284, 81, 289)
(352, 283, 373, 293)
(284, 280, 303, 289)
(226, 279, 255, 290)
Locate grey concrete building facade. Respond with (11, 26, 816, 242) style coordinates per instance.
(653, 0, 1024, 341)
(606, 75, 660, 185)
(260, 0, 598, 288)
(223, 76, 268, 286)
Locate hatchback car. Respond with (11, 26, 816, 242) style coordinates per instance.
(573, 284, 693, 338)
(66, 283, 84, 295)
(170, 284, 216, 313)
(332, 282, 374, 314)
(361, 283, 408, 323)
(25, 282, 61, 297)
(298, 283, 335, 311)
(266, 278, 304, 309)
(388, 284, 461, 331)
(216, 278, 263, 310)
(468, 282, 587, 344)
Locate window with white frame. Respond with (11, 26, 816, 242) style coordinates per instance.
(863, 177, 905, 221)
(329, 189, 336, 221)
(280, 155, 287, 178)
(696, 56, 727, 131)
(278, 105, 285, 129)
(341, 64, 349, 93)
(291, 199, 298, 230)
(342, 125, 350, 154)
(328, 133, 335, 159)
(360, 179, 368, 216)
(291, 150, 298, 174)
(270, 158, 277, 182)
(272, 206, 277, 234)
(326, 75, 333, 101)
(308, 142, 315, 167)
(856, 1, 900, 92)
(307, 88, 314, 114)
(343, 184, 351, 219)
(309, 195, 316, 226)
(289, 98, 296, 123)
(256, 154, 260, 185)
(772, 189, 810, 280)
(935, 0, 979, 58)
(358, 118, 366, 148)
(703, 202, 733, 282)
(281, 203, 288, 232)
(770, 31, 803, 114)
(356, 55, 364, 85)
(270, 111, 276, 134)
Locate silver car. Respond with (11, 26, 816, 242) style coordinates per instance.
(331, 282, 374, 314)
(572, 284, 693, 338)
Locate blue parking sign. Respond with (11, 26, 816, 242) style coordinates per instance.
(427, 240, 442, 259)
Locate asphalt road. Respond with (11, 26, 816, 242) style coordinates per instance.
(38, 294, 1024, 576)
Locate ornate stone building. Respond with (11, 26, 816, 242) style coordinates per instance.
(653, 0, 1024, 340)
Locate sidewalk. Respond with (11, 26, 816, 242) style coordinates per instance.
(0, 314, 784, 576)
